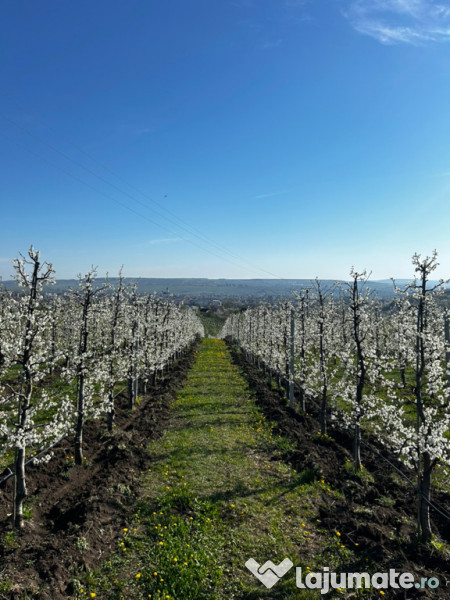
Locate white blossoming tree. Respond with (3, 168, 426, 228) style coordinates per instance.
(0, 248, 72, 528)
(371, 251, 450, 541)
(65, 269, 108, 465)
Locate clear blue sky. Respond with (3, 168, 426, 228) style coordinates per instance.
(2, 0, 450, 281)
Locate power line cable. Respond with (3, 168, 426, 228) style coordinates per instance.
(0, 130, 273, 277)
(2, 111, 285, 280)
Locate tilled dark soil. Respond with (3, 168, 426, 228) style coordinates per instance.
(228, 342, 450, 599)
(0, 343, 198, 600)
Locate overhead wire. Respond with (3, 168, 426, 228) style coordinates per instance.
(3, 110, 269, 271)
(0, 129, 273, 278)
(1, 108, 286, 280)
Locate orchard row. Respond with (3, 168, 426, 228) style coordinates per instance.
(0, 247, 204, 528)
(221, 251, 450, 541)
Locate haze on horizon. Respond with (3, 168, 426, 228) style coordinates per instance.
(2, 1, 450, 282)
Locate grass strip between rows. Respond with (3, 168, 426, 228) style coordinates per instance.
(71, 339, 366, 600)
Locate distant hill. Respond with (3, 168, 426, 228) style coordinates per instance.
(0, 277, 399, 300)
(376, 278, 450, 287)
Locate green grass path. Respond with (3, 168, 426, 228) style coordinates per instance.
(75, 339, 342, 600)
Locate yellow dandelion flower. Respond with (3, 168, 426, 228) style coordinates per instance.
(135, 573, 141, 579)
